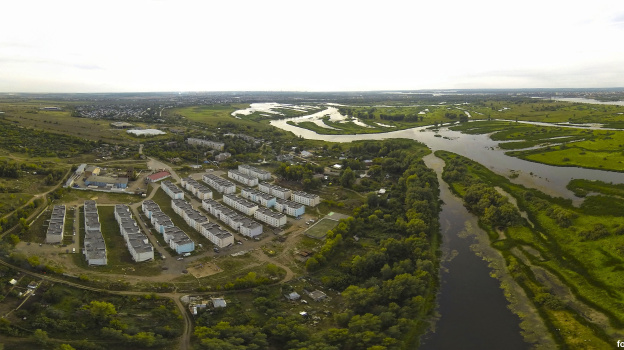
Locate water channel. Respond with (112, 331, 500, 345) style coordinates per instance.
(267, 109, 624, 348)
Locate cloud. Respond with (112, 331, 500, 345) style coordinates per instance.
(0, 57, 103, 70)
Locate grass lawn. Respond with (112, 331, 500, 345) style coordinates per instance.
(305, 218, 338, 239)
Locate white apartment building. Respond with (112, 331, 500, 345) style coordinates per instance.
(187, 137, 225, 151)
(180, 177, 213, 200)
(200, 222, 234, 248)
(202, 198, 263, 237)
(46, 205, 66, 244)
(238, 164, 272, 181)
(258, 182, 292, 200)
(254, 207, 287, 227)
(114, 204, 154, 262)
(171, 199, 209, 231)
(163, 226, 195, 254)
(223, 194, 259, 216)
(228, 169, 259, 187)
(291, 191, 321, 207)
(202, 174, 236, 194)
(275, 199, 305, 217)
(240, 187, 276, 208)
(162, 181, 184, 199)
(83, 200, 107, 266)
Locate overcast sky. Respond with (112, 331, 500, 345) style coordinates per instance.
(2, 0, 624, 92)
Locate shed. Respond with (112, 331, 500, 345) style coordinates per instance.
(285, 292, 301, 301)
(212, 298, 227, 308)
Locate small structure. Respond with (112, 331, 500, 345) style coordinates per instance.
(9, 279, 17, 285)
(285, 292, 301, 301)
(146, 171, 171, 183)
(212, 298, 227, 308)
(111, 122, 134, 129)
(307, 290, 327, 302)
(215, 152, 231, 162)
(84, 165, 101, 177)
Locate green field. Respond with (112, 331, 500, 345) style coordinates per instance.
(0, 100, 138, 144)
(305, 218, 339, 239)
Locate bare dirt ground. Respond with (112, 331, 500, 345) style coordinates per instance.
(187, 261, 223, 278)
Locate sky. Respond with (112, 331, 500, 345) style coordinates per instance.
(2, 0, 624, 92)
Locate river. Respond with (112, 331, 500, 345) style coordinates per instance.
(267, 110, 624, 349)
(420, 154, 528, 350)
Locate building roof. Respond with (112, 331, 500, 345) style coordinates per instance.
(147, 171, 171, 182)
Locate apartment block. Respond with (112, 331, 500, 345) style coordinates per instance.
(187, 137, 225, 151)
(238, 164, 272, 181)
(291, 191, 321, 207)
(228, 169, 258, 187)
(161, 180, 184, 199)
(163, 226, 195, 254)
(275, 198, 305, 217)
(202, 174, 236, 194)
(254, 207, 287, 228)
(46, 205, 66, 244)
(240, 187, 276, 208)
(114, 205, 154, 262)
(83, 200, 107, 266)
(258, 182, 292, 200)
(180, 177, 213, 200)
(202, 198, 263, 237)
(223, 194, 259, 216)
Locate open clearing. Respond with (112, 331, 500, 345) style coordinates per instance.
(305, 217, 339, 239)
(187, 261, 223, 278)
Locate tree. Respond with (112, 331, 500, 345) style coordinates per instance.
(19, 218, 29, 233)
(56, 345, 76, 350)
(33, 329, 49, 346)
(340, 167, 356, 188)
(83, 301, 117, 325)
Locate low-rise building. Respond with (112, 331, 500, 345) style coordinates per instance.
(146, 171, 171, 183)
(187, 138, 225, 151)
(114, 205, 154, 262)
(142, 200, 160, 219)
(291, 191, 321, 207)
(83, 201, 107, 266)
(214, 152, 231, 162)
(202, 174, 236, 194)
(46, 205, 66, 244)
(223, 194, 259, 216)
(275, 198, 305, 217)
(163, 226, 195, 254)
(85, 175, 128, 189)
(228, 169, 258, 187)
(172, 199, 209, 231)
(258, 182, 292, 200)
(180, 177, 213, 200)
(238, 164, 272, 181)
(202, 199, 263, 237)
(240, 187, 276, 208)
(200, 222, 234, 248)
(161, 181, 184, 199)
(254, 207, 287, 227)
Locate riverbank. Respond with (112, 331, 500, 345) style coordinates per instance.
(436, 150, 624, 348)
